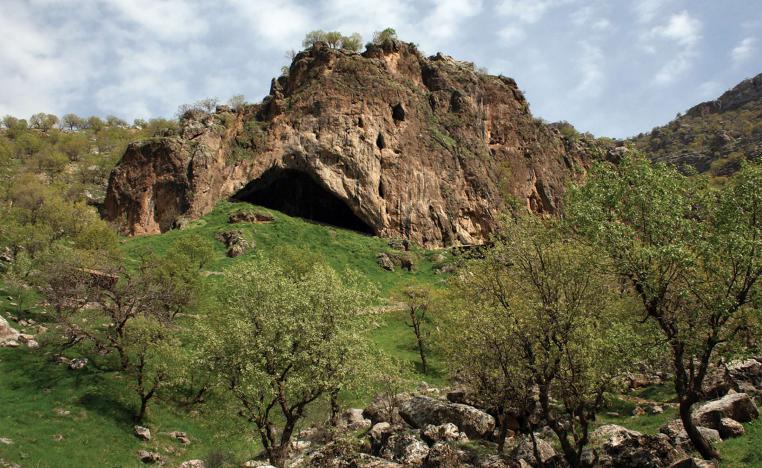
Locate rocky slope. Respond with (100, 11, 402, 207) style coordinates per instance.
(633, 72, 762, 175)
(104, 41, 592, 247)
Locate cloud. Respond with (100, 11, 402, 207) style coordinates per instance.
(646, 11, 702, 85)
(422, 0, 482, 40)
(104, 0, 209, 42)
(573, 42, 605, 98)
(571, 5, 611, 31)
(633, 0, 672, 23)
(226, 0, 311, 49)
(731, 37, 757, 65)
(497, 25, 526, 45)
(496, 0, 566, 24)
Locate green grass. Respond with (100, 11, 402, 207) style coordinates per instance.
(0, 202, 454, 467)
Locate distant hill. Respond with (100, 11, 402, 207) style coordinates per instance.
(633, 73, 762, 176)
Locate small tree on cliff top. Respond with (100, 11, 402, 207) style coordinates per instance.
(568, 155, 762, 461)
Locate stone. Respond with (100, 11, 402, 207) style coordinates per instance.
(376, 253, 395, 271)
(215, 230, 251, 257)
(169, 431, 191, 444)
(595, 424, 684, 468)
(422, 442, 463, 467)
(179, 461, 205, 468)
(632, 406, 646, 416)
(692, 392, 759, 430)
(364, 393, 412, 425)
(510, 434, 556, 466)
(380, 433, 429, 465)
(69, 358, 88, 370)
(134, 425, 151, 441)
(137, 450, 163, 464)
(399, 395, 495, 439)
(370, 422, 394, 455)
(104, 42, 591, 248)
(342, 408, 372, 431)
(241, 461, 276, 468)
(228, 211, 274, 224)
(704, 358, 762, 398)
(650, 405, 664, 414)
(25, 339, 39, 349)
(0, 438, 12, 445)
(421, 423, 465, 444)
(718, 417, 744, 438)
(0, 315, 20, 347)
(669, 457, 717, 468)
(659, 419, 721, 449)
(53, 408, 71, 416)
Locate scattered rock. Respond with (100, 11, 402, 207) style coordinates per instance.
(509, 434, 556, 466)
(595, 424, 684, 468)
(399, 395, 495, 439)
(52, 433, 64, 442)
(659, 419, 720, 449)
(215, 229, 251, 257)
(632, 406, 646, 417)
(137, 450, 163, 464)
(718, 417, 745, 438)
(169, 431, 191, 445)
(25, 339, 39, 349)
(241, 461, 276, 468)
(669, 457, 717, 468)
(364, 393, 412, 425)
(376, 253, 395, 271)
(53, 408, 71, 416)
(0, 438, 12, 445)
(421, 423, 465, 444)
(179, 460, 205, 468)
(134, 425, 152, 441)
(0, 315, 20, 348)
(380, 432, 429, 465)
(69, 358, 88, 370)
(228, 211, 274, 224)
(704, 357, 762, 398)
(650, 405, 664, 414)
(341, 408, 372, 431)
(422, 442, 463, 467)
(692, 392, 759, 431)
(370, 422, 394, 455)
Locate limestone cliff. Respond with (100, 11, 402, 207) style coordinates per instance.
(104, 41, 590, 247)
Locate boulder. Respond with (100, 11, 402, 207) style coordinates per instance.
(421, 423, 465, 444)
(241, 461, 276, 468)
(510, 434, 556, 466)
(692, 392, 759, 431)
(364, 393, 412, 425)
(342, 408, 372, 431)
(596, 424, 684, 468)
(399, 395, 495, 439)
(0, 315, 20, 347)
(380, 433, 429, 465)
(228, 211, 274, 224)
(215, 230, 251, 257)
(169, 431, 191, 444)
(376, 253, 395, 271)
(669, 457, 717, 468)
(422, 442, 464, 468)
(658, 419, 720, 449)
(137, 450, 163, 464)
(704, 357, 762, 398)
(370, 422, 394, 456)
(179, 460, 205, 468)
(69, 358, 88, 370)
(718, 417, 745, 438)
(134, 425, 151, 441)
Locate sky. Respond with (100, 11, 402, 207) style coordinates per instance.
(0, 0, 760, 138)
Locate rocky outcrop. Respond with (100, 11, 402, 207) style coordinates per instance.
(0, 315, 20, 348)
(105, 41, 591, 247)
(692, 392, 759, 430)
(594, 424, 685, 468)
(399, 395, 495, 438)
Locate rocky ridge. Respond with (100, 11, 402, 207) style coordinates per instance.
(104, 40, 594, 247)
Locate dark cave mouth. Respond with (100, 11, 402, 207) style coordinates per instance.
(232, 168, 375, 235)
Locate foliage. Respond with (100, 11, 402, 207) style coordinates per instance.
(400, 285, 435, 374)
(568, 154, 762, 460)
(302, 30, 363, 51)
(444, 215, 641, 465)
(372, 28, 398, 45)
(198, 256, 378, 467)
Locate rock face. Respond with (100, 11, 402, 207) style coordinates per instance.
(104, 41, 590, 247)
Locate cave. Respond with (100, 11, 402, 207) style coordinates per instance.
(232, 167, 375, 234)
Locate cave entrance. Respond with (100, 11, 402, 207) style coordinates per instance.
(232, 167, 375, 235)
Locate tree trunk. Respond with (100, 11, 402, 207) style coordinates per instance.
(679, 396, 720, 460)
(496, 412, 509, 453)
(417, 338, 428, 374)
(136, 396, 149, 422)
(330, 389, 341, 427)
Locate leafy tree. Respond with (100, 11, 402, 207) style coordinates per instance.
(106, 115, 128, 127)
(323, 31, 343, 48)
(61, 113, 83, 131)
(57, 132, 90, 161)
(340, 33, 363, 52)
(227, 94, 246, 110)
(401, 285, 434, 374)
(29, 113, 59, 132)
(446, 216, 640, 465)
(302, 29, 326, 48)
(199, 257, 376, 468)
(568, 155, 762, 460)
(372, 28, 398, 45)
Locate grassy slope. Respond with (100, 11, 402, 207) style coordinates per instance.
(0, 201, 451, 467)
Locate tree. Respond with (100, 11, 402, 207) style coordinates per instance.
(401, 285, 434, 374)
(373, 28, 398, 45)
(340, 33, 363, 52)
(61, 113, 83, 131)
(227, 94, 246, 110)
(445, 216, 639, 466)
(568, 155, 762, 460)
(323, 31, 343, 48)
(29, 113, 59, 132)
(302, 29, 326, 48)
(199, 257, 376, 468)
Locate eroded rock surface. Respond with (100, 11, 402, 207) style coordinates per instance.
(105, 41, 591, 247)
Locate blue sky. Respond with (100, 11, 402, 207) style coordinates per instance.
(0, 0, 760, 138)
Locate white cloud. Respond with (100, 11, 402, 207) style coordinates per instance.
(422, 0, 482, 40)
(496, 0, 570, 24)
(226, 0, 311, 49)
(573, 42, 604, 98)
(104, 0, 209, 42)
(731, 37, 757, 65)
(646, 11, 702, 85)
(497, 25, 525, 44)
(633, 0, 672, 23)
(651, 11, 701, 47)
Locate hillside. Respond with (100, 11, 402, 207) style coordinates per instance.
(633, 73, 762, 176)
(104, 40, 594, 247)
